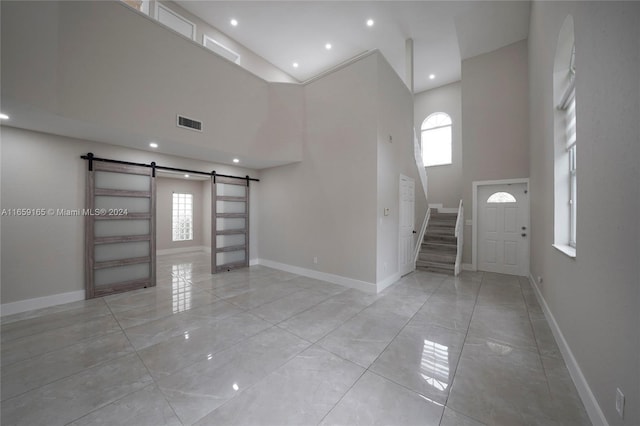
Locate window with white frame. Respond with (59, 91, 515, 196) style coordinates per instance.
(561, 47, 577, 248)
(421, 112, 452, 167)
(156, 3, 196, 40)
(553, 16, 576, 255)
(172, 193, 193, 241)
(121, 0, 150, 14)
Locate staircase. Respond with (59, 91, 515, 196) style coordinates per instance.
(416, 209, 458, 274)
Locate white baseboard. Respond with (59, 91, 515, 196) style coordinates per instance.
(528, 273, 609, 426)
(377, 272, 402, 293)
(249, 258, 259, 266)
(1, 290, 86, 317)
(157, 246, 208, 256)
(256, 259, 377, 294)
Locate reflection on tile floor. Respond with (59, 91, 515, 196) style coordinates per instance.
(0, 252, 591, 425)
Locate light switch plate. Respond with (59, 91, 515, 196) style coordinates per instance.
(384, 208, 390, 216)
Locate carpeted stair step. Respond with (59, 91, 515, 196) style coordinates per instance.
(424, 233, 457, 244)
(421, 241, 457, 253)
(416, 260, 455, 275)
(419, 250, 456, 264)
(426, 227, 456, 236)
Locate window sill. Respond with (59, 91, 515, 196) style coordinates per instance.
(552, 244, 576, 258)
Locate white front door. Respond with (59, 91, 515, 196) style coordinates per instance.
(478, 183, 529, 276)
(399, 175, 415, 276)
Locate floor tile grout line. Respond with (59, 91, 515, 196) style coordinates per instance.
(136, 318, 290, 401)
(0, 301, 125, 371)
(62, 383, 173, 426)
(519, 277, 556, 398)
(441, 272, 484, 422)
(0, 297, 114, 345)
(314, 273, 456, 426)
(222, 286, 311, 312)
(0, 298, 110, 327)
(274, 293, 378, 345)
(102, 294, 186, 425)
(315, 363, 369, 425)
(236, 273, 448, 424)
(252, 290, 339, 325)
(365, 276, 449, 370)
(442, 405, 490, 426)
(0, 339, 136, 405)
(184, 335, 315, 425)
(6, 300, 163, 425)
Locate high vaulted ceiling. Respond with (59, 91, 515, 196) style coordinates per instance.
(177, 1, 531, 93)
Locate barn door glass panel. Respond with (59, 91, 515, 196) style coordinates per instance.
(86, 162, 156, 298)
(212, 177, 249, 273)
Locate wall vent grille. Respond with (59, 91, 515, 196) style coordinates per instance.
(177, 115, 203, 132)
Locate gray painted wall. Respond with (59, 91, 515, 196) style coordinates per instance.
(1, 1, 303, 168)
(0, 126, 259, 304)
(461, 40, 530, 264)
(414, 82, 463, 209)
(258, 54, 379, 285)
(376, 54, 427, 283)
(528, 2, 639, 424)
(258, 52, 423, 289)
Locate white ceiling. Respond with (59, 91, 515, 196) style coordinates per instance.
(176, 1, 530, 93)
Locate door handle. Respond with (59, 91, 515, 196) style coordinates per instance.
(412, 230, 417, 234)
(522, 226, 527, 230)
(521, 233, 527, 237)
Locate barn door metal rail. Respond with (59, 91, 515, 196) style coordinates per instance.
(81, 153, 259, 183)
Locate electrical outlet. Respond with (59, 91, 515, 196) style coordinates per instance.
(616, 388, 625, 418)
(313, 257, 318, 264)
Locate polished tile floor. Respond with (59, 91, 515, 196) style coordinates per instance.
(1, 252, 590, 425)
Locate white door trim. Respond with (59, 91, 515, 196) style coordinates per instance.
(472, 178, 529, 272)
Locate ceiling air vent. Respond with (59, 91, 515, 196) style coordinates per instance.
(177, 115, 203, 132)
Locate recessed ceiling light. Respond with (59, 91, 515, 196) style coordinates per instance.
(366, 19, 375, 27)
(429, 74, 436, 80)
(233, 158, 240, 163)
(325, 43, 332, 50)
(184, 174, 190, 178)
(0, 113, 9, 120)
(293, 62, 299, 68)
(230, 19, 238, 27)
(149, 142, 158, 148)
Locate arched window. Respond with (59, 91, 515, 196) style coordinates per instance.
(487, 192, 516, 203)
(421, 112, 452, 167)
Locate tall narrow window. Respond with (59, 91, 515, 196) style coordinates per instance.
(172, 193, 193, 241)
(553, 15, 576, 255)
(565, 46, 577, 247)
(421, 112, 452, 167)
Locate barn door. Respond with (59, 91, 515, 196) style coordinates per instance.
(212, 176, 249, 273)
(85, 160, 156, 298)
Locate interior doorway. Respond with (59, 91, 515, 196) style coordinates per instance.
(398, 174, 415, 276)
